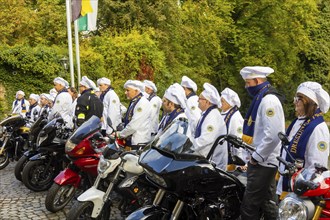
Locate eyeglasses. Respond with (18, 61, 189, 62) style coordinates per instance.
(293, 96, 303, 103)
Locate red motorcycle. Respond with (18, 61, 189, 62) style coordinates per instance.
(45, 116, 106, 213)
(277, 132, 330, 220)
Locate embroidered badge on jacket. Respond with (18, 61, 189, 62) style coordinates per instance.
(207, 125, 214, 132)
(317, 141, 328, 152)
(266, 108, 275, 117)
(137, 107, 142, 112)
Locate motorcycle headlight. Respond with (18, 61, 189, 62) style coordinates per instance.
(37, 134, 48, 146)
(97, 155, 111, 178)
(145, 169, 167, 188)
(65, 140, 77, 152)
(278, 193, 314, 220)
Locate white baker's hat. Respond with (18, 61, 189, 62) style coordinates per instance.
(181, 76, 197, 93)
(221, 88, 241, 108)
(201, 83, 221, 108)
(124, 80, 145, 93)
(297, 81, 330, 113)
(97, 77, 111, 86)
(16, 90, 25, 98)
(29, 93, 40, 102)
(53, 77, 67, 86)
(143, 80, 157, 93)
(164, 83, 187, 109)
(240, 66, 274, 80)
(80, 76, 97, 90)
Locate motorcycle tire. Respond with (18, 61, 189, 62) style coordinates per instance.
(0, 150, 9, 170)
(14, 155, 29, 181)
(22, 160, 56, 192)
(67, 200, 111, 220)
(45, 183, 76, 213)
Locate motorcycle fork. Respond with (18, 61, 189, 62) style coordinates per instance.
(171, 200, 184, 220)
(153, 189, 165, 206)
(103, 165, 123, 203)
(0, 135, 10, 155)
(313, 200, 326, 220)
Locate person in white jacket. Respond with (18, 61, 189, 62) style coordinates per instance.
(158, 83, 187, 135)
(97, 77, 121, 135)
(220, 88, 246, 170)
(181, 76, 202, 133)
(11, 90, 29, 117)
(143, 80, 162, 136)
(239, 66, 285, 220)
(26, 93, 41, 126)
(276, 81, 330, 199)
(191, 83, 228, 170)
(116, 80, 152, 147)
(48, 77, 73, 129)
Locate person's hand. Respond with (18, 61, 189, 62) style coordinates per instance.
(239, 165, 248, 172)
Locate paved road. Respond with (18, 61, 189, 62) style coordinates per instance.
(0, 162, 123, 220)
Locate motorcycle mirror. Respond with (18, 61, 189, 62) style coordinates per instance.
(106, 117, 113, 128)
(278, 132, 289, 145)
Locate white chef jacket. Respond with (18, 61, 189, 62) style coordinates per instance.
(191, 107, 228, 170)
(120, 96, 152, 145)
(149, 95, 162, 134)
(48, 91, 73, 129)
(102, 89, 121, 134)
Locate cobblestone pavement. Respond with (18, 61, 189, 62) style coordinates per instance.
(0, 162, 124, 220)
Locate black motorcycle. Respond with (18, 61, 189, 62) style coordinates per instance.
(14, 110, 48, 181)
(21, 116, 72, 192)
(127, 118, 254, 220)
(0, 114, 29, 170)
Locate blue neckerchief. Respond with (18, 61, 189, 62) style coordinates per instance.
(26, 102, 38, 118)
(148, 92, 156, 101)
(224, 106, 238, 132)
(186, 91, 197, 99)
(158, 108, 184, 131)
(124, 93, 143, 126)
(14, 98, 27, 111)
(54, 88, 68, 104)
(282, 108, 324, 191)
(194, 105, 218, 138)
(242, 81, 270, 144)
(100, 86, 112, 102)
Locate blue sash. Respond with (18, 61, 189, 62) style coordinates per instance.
(100, 86, 112, 102)
(124, 93, 143, 126)
(158, 108, 184, 131)
(282, 109, 324, 191)
(14, 98, 27, 112)
(148, 92, 156, 101)
(194, 105, 218, 138)
(224, 106, 238, 132)
(186, 92, 196, 99)
(242, 81, 271, 144)
(26, 102, 38, 118)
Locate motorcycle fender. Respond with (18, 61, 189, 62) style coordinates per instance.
(23, 150, 37, 157)
(77, 186, 105, 218)
(29, 153, 47, 161)
(53, 168, 81, 187)
(126, 205, 170, 220)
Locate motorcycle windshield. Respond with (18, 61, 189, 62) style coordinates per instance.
(69, 116, 101, 144)
(149, 119, 203, 160)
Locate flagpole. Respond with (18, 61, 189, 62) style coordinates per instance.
(65, 0, 75, 87)
(74, 20, 81, 85)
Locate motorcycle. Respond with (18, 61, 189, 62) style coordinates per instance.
(21, 116, 72, 192)
(66, 123, 156, 219)
(0, 114, 29, 170)
(14, 110, 49, 181)
(45, 116, 106, 213)
(127, 118, 255, 220)
(277, 132, 330, 220)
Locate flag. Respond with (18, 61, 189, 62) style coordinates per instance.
(71, 0, 94, 22)
(78, 0, 98, 31)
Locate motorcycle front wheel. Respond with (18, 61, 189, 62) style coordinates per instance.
(22, 160, 56, 192)
(45, 183, 76, 213)
(14, 154, 29, 181)
(67, 200, 111, 220)
(0, 149, 9, 170)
